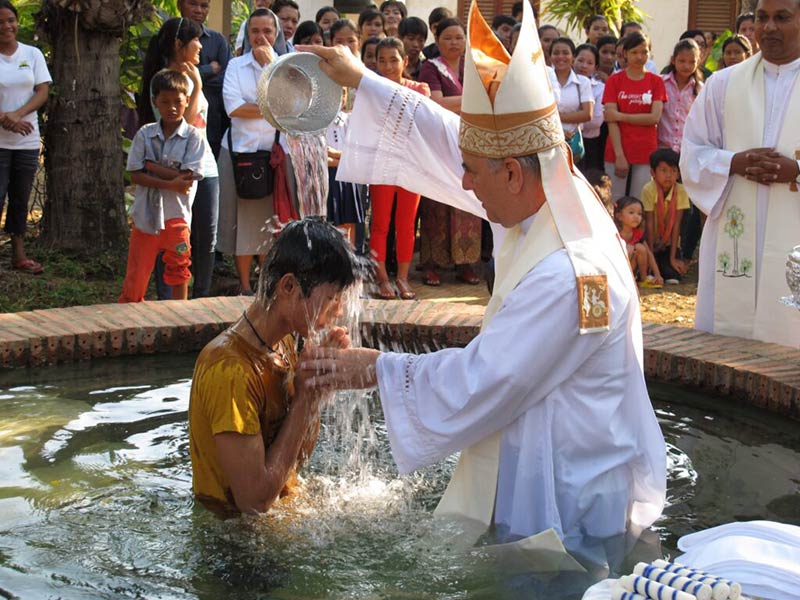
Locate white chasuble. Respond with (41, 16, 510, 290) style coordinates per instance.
(716, 56, 800, 344)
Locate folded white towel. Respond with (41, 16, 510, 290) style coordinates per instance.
(678, 521, 800, 553)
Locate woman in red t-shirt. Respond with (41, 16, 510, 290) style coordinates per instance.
(603, 32, 667, 199)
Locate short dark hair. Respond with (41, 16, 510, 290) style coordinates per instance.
(511, 1, 523, 19)
(575, 43, 599, 66)
(427, 6, 452, 28)
(620, 21, 642, 37)
(314, 5, 338, 23)
(492, 15, 516, 30)
(434, 17, 463, 40)
(272, 0, 299, 15)
(376, 35, 406, 58)
(358, 7, 383, 31)
(680, 29, 706, 47)
(549, 36, 576, 56)
(537, 24, 559, 36)
(596, 34, 618, 50)
(151, 69, 190, 97)
(398, 16, 427, 39)
(294, 20, 324, 44)
(379, 0, 407, 18)
(258, 217, 365, 300)
(735, 12, 754, 33)
(649, 148, 680, 170)
(0, 0, 18, 17)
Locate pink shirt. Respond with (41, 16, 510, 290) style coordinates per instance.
(658, 72, 700, 153)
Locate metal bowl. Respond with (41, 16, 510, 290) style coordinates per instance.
(256, 52, 342, 134)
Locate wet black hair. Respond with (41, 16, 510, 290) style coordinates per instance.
(735, 12, 754, 34)
(259, 217, 366, 299)
(398, 16, 428, 39)
(294, 20, 323, 44)
(138, 17, 204, 125)
(434, 17, 463, 40)
(649, 148, 680, 171)
(315, 5, 338, 23)
(0, 0, 18, 17)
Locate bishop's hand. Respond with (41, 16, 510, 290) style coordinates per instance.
(296, 44, 365, 90)
(298, 346, 381, 391)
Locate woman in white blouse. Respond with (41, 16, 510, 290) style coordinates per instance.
(218, 9, 293, 295)
(573, 42, 606, 172)
(547, 37, 593, 162)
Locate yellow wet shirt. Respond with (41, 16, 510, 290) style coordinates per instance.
(188, 328, 316, 517)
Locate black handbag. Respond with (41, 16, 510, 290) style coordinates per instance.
(227, 128, 279, 199)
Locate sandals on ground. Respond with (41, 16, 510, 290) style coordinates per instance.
(422, 270, 441, 286)
(376, 279, 397, 299)
(456, 265, 481, 285)
(12, 258, 43, 275)
(396, 278, 416, 300)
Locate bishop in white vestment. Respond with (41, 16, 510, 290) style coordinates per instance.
(299, 0, 666, 571)
(680, 0, 800, 347)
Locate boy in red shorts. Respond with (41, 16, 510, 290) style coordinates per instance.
(119, 69, 205, 302)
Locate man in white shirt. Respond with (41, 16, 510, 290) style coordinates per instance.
(680, 0, 800, 346)
(297, 0, 666, 572)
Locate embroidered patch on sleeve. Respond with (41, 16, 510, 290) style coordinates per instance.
(577, 275, 610, 333)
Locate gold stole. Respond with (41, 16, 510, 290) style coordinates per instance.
(718, 57, 800, 346)
(432, 202, 586, 572)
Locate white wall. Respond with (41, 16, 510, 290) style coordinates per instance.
(539, 0, 690, 70)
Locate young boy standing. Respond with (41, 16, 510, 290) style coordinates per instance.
(641, 148, 690, 284)
(119, 69, 205, 303)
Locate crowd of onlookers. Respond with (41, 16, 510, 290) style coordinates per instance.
(0, 0, 763, 300)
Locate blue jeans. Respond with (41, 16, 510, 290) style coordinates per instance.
(0, 148, 39, 236)
(156, 176, 220, 299)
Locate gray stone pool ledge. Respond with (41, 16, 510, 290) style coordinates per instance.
(1, 297, 799, 420)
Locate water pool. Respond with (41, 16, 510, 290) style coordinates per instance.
(1, 355, 799, 599)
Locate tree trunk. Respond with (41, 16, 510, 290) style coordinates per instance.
(40, 11, 129, 251)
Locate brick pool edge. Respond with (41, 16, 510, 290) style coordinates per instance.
(1, 297, 799, 420)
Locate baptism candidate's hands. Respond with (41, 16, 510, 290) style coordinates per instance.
(298, 347, 381, 391)
(296, 44, 366, 90)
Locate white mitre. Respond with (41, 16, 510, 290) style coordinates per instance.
(460, 0, 614, 334)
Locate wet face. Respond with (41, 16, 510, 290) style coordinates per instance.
(587, 18, 609, 45)
(178, 36, 202, 64)
(625, 43, 649, 70)
(437, 24, 466, 61)
(362, 42, 378, 71)
(598, 42, 616, 72)
(0, 7, 19, 45)
(382, 5, 403, 31)
(277, 6, 300, 40)
(153, 90, 189, 126)
(672, 48, 699, 80)
(377, 45, 406, 82)
(249, 15, 277, 48)
(652, 162, 678, 192)
(617, 202, 643, 230)
(401, 33, 425, 62)
(574, 48, 597, 77)
(755, 0, 800, 64)
(333, 26, 360, 57)
(297, 282, 345, 335)
(318, 10, 338, 32)
(723, 40, 748, 66)
(550, 41, 574, 73)
(361, 16, 384, 39)
(179, 0, 210, 25)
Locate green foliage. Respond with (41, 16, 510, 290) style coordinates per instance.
(542, 0, 646, 36)
(705, 30, 732, 72)
(14, 0, 46, 49)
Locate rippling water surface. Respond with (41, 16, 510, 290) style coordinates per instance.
(1, 355, 799, 599)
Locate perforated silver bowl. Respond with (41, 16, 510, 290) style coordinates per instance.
(256, 52, 342, 134)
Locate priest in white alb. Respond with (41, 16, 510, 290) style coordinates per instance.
(297, 0, 666, 572)
(680, 0, 800, 347)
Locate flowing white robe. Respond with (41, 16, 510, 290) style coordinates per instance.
(339, 71, 666, 566)
(680, 56, 800, 340)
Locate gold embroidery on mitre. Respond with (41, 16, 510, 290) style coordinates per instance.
(458, 109, 564, 158)
(577, 275, 610, 331)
